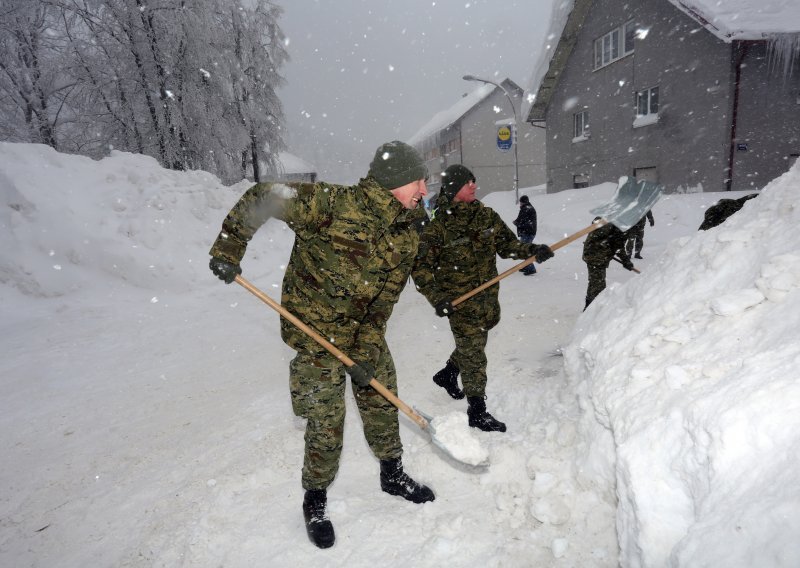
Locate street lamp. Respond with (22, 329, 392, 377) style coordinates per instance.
(463, 74, 520, 203)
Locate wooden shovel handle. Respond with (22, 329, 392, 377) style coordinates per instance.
(451, 221, 606, 308)
(233, 275, 428, 430)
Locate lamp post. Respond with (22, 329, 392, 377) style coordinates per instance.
(463, 74, 519, 203)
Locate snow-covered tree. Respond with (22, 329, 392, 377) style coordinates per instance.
(0, 1, 72, 148)
(0, 0, 287, 184)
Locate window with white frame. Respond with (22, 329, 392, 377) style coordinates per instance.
(594, 21, 636, 69)
(573, 111, 589, 140)
(633, 86, 660, 128)
(637, 86, 659, 116)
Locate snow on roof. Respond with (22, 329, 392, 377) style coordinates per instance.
(277, 151, 315, 175)
(669, 0, 800, 40)
(407, 83, 495, 146)
(521, 0, 577, 121)
(521, 0, 800, 120)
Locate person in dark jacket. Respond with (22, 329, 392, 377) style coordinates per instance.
(513, 194, 539, 275)
(208, 141, 434, 549)
(582, 218, 635, 310)
(699, 194, 758, 230)
(625, 209, 654, 259)
(413, 165, 554, 432)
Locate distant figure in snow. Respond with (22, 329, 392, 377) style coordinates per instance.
(413, 165, 554, 433)
(625, 209, 654, 259)
(513, 194, 539, 275)
(699, 194, 758, 231)
(582, 218, 635, 310)
(208, 140, 434, 549)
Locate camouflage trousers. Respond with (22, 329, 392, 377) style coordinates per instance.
(584, 261, 609, 309)
(289, 339, 402, 490)
(447, 322, 490, 398)
(625, 226, 645, 256)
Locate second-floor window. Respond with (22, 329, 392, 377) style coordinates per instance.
(573, 111, 589, 140)
(637, 86, 659, 116)
(594, 21, 636, 69)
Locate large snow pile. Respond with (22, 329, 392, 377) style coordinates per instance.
(565, 163, 800, 566)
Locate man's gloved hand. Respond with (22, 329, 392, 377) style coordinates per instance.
(649, 218, 655, 227)
(529, 244, 555, 263)
(434, 300, 454, 317)
(347, 361, 376, 388)
(209, 257, 242, 284)
(621, 256, 635, 271)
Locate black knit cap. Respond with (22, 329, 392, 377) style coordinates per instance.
(519, 195, 530, 204)
(367, 141, 428, 190)
(439, 164, 475, 202)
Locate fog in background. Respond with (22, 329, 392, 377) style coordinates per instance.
(278, 0, 554, 183)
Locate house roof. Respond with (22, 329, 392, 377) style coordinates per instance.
(407, 83, 494, 147)
(407, 79, 522, 147)
(521, 0, 800, 123)
(670, 0, 800, 40)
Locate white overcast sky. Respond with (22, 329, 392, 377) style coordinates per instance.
(278, 0, 554, 183)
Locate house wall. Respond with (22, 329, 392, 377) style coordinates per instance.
(460, 88, 547, 199)
(418, 86, 547, 202)
(545, 0, 736, 193)
(731, 42, 800, 191)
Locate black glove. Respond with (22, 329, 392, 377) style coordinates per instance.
(649, 219, 655, 227)
(528, 244, 554, 263)
(620, 256, 635, 271)
(434, 300, 454, 317)
(209, 257, 242, 284)
(347, 361, 375, 388)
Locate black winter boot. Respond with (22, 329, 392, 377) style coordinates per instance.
(302, 489, 335, 549)
(467, 396, 507, 432)
(432, 360, 464, 400)
(379, 458, 435, 504)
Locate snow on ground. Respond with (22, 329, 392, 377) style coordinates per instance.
(0, 142, 797, 567)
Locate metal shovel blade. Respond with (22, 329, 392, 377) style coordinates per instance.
(590, 177, 664, 231)
(415, 408, 490, 468)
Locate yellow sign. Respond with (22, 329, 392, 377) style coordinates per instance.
(497, 126, 512, 141)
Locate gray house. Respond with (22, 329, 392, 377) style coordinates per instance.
(523, 0, 800, 193)
(408, 79, 546, 200)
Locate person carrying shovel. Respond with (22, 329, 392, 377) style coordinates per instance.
(208, 141, 434, 549)
(412, 164, 554, 433)
(582, 217, 636, 310)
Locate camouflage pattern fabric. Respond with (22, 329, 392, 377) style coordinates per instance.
(698, 194, 758, 231)
(290, 340, 401, 490)
(625, 210, 653, 256)
(209, 177, 426, 490)
(448, 326, 489, 396)
(413, 197, 533, 398)
(582, 222, 632, 308)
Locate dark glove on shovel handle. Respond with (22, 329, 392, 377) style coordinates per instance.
(435, 300, 454, 317)
(347, 361, 376, 387)
(529, 244, 555, 263)
(210, 257, 242, 284)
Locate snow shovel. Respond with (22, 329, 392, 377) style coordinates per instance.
(450, 177, 662, 309)
(232, 275, 487, 467)
(612, 256, 642, 273)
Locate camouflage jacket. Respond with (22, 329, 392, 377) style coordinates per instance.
(698, 194, 758, 231)
(413, 199, 532, 329)
(209, 177, 427, 363)
(582, 222, 631, 265)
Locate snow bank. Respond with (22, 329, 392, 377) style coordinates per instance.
(0, 142, 255, 298)
(565, 162, 800, 567)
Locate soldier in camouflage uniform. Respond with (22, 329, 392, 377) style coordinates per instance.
(208, 141, 434, 550)
(582, 217, 635, 310)
(412, 165, 554, 433)
(698, 193, 758, 231)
